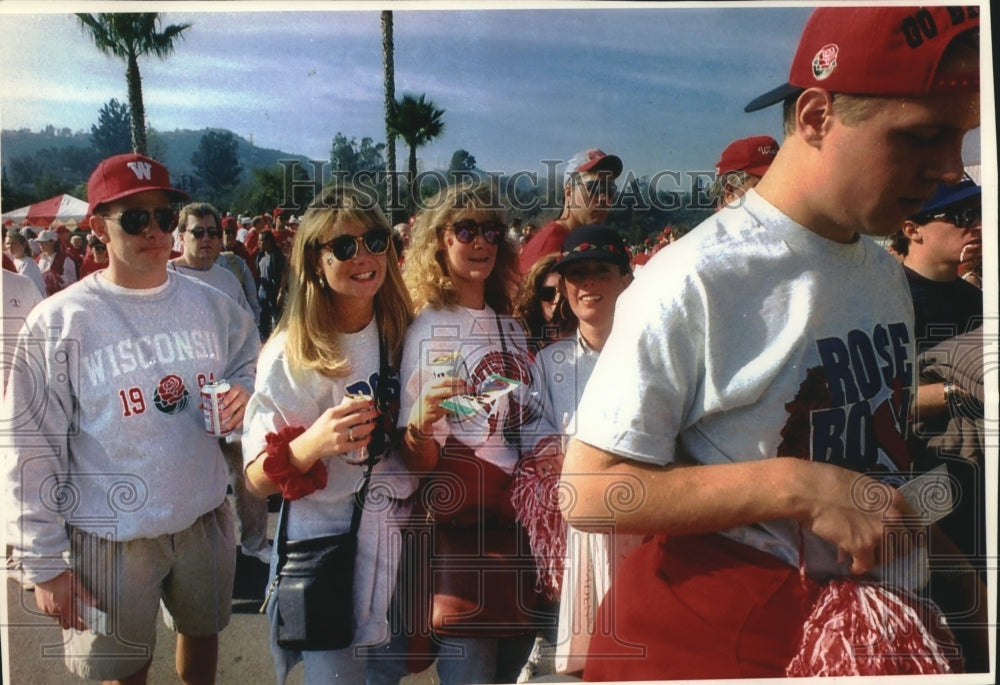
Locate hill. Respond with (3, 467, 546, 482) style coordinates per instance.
(1, 127, 311, 179)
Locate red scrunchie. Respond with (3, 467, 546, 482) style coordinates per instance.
(262, 425, 328, 500)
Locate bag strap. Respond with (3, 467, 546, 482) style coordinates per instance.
(493, 310, 523, 460)
(277, 326, 390, 553)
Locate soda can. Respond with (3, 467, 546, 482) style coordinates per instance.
(428, 351, 469, 381)
(201, 379, 232, 437)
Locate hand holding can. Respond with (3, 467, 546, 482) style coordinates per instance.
(343, 392, 375, 465)
(201, 380, 232, 438)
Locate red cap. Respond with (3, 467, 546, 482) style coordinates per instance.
(745, 6, 979, 112)
(272, 207, 285, 217)
(716, 136, 779, 177)
(87, 153, 188, 213)
(564, 148, 623, 185)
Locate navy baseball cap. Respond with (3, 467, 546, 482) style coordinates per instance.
(555, 225, 631, 274)
(916, 177, 981, 216)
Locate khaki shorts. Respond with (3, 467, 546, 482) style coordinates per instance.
(62, 501, 236, 681)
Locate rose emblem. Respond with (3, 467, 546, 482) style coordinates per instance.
(812, 43, 839, 80)
(153, 374, 190, 414)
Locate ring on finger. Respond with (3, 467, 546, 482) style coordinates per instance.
(348, 426, 355, 442)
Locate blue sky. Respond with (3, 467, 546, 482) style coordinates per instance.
(0, 1, 986, 183)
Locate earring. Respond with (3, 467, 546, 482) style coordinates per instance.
(316, 272, 326, 289)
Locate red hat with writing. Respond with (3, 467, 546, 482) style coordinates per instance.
(745, 6, 979, 112)
(87, 153, 188, 214)
(716, 136, 780, 177)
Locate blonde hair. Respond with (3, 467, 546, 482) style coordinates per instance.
(276, 185, 412, 376)
(403, 180, 520, 314)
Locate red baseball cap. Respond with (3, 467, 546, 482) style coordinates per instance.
(716, 136, 779, 178)
(87, 153, 188, 213)
(564, 148, 623, 185)
(745, 6, 979, 112)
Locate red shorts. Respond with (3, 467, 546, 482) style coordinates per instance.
(583, 533, 820, 681)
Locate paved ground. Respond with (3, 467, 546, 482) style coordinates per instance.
(2, 497, 447, 685)
(3, 497, 566, 684)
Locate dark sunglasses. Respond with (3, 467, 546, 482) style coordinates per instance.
(538, 285, 559, 303)
(104, 208, 178, 235)
(449, 219, 505, 245)
(186, 226, 223, 240)
(574, 178, 617, 198)
(919, 206, 981, 229)
(318, 228, 391, 262)
(90, 243, 107, 251)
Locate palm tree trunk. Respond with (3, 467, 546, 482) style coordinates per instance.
(381, 11, 398, 220)
(126, 53, 147, 155)
(408, 145, 419, 214)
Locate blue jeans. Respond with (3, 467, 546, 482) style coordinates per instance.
(435, 634, 536, 685)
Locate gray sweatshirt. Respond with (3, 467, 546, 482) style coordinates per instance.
(4, 272, 259, 584)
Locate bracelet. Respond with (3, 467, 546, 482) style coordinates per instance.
(262, 425, 328, 500)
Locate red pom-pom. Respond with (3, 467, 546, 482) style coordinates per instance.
(787, 578, 962, 676)
(511, 436, 566, 602)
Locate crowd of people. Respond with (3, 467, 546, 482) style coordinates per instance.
(3, 6, 991, 685)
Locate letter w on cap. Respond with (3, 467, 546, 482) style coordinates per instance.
(127, 161, 152, 180)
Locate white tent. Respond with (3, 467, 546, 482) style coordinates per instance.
(1, 194, 88, 227)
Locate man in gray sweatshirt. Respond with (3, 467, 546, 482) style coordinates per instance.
(4, 153, 260, 683)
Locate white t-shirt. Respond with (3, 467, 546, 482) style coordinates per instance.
(169, 261, 252, 315)
(398, 304, 532, 474)
(243, 321, 416, 541)
(575, 190, 915, 580)
(13, 255, 46, 294)
(2, 270, 44, 390)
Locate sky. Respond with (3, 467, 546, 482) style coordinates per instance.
(0, 1, 988, 185)
(0, 1, 853, 182)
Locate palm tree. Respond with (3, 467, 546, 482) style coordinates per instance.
(388, 94, 445, 213)
(381, 11, 399, 219)
(76, 13, 190, 155)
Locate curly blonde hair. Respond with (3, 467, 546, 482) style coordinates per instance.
(403, 180, 520, 315)
(276, 184, 412, 376)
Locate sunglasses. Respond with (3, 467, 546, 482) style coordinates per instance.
(449, 219, 505, 245)
(186, 226, 223, 240)
(574, 178, 617, 198)
(538, 285, 559, 303)
(90, 243, 107, 251)
(919, 206, 981, 229)
(104, 208, 178, 235)
(318, 228, 391, 262)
